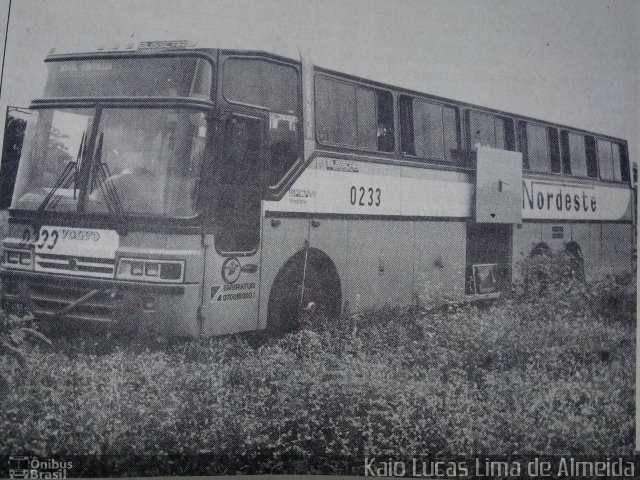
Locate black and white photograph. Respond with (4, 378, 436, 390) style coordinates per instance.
(0, 0, 637, 477)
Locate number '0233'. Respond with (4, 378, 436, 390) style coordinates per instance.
(350, 186, 381, 207)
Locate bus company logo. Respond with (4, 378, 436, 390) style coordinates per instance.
(221, 256, 242, 284)
(9, 456, 73, 479)
(522, 180, 597, 214)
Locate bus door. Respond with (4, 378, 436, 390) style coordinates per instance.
(200, 115, 265, 336)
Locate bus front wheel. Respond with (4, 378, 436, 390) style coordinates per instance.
(267, 249, 341, 336)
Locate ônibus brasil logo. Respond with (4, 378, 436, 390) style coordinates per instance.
(9, 456, 73, 479)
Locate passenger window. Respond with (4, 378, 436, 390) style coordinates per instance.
(585, 136, 598, 177)
(520, 122, 560, 173)
(597, 139, 622, 181)
(598, 139, 614, 180)
(316, 77, 356, 146)
(468, 111, 515, 151)
(376, 90, 395, 152)
(469, 111, 495, 148)
(523, 123, 550, 172)
(611, 143, 623, 181)
(619, 143, 630, 182)
(562, 131, 597, 178)
(315, 75, 394, 152)
(495, 117, 516, 151)
(399, 95, 459, 161)
(548, 128, 561, 173)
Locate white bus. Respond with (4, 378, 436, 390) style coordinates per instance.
(0, 42, 634, 336)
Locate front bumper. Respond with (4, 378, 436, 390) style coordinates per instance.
(0, 268, 201, 337)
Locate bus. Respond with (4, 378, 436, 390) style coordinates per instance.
(0, 41, 634, 337)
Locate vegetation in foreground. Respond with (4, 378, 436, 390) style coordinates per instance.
(0, 264, 635, 475)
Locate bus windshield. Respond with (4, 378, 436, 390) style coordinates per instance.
(11, 107, 208, 218)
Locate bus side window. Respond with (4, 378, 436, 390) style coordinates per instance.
(618, 143, 630, 183)
(375, 90, 394, 152)
(496, 117, 516, 151)
(399, 95, 415, 155)
(562, 131, 596, 178)
(597, 139, 618, 181)
(519, 122, 559, 173)
(469, 111, 496, 148)
(585, 135, 598, 178)
(315, 74, 394, 153)
(560, 130, 571, 174)
(469, 110, 515, 151)
(548, 127, 561, 173)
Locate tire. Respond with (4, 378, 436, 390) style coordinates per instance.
(267, 250, 341, 335)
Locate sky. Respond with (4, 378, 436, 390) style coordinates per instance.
(0, 0, 636, 164)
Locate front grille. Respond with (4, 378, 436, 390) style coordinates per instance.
(9, 282, 117, 323)
(34, 253, 115, 278)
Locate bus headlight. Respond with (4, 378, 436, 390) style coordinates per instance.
(116, 258, 185, 282)
(3, 249, 33, 269)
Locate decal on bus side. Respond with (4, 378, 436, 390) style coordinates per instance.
(522, 180, 631, 221)
(211, 283, 257, 301)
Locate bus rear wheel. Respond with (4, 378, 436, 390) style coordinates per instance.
(267, 250, 341, 336)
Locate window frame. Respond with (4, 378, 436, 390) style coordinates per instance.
(398, 94, 461, 163)
(219, 54, 304, 194)
(596, 137, 625, 183)
(466, 109, 516, 152)
(560, 129, 599, 180)
(519, 120, 561, 175)
(221, 55, 301, 113)
(314, 72, 396, 154)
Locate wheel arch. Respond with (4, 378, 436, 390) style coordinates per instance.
(267, 247, 343, 327)
(530, 241, 553, 257)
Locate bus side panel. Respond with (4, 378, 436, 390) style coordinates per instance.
(308, 217, 350, 312)
(413, 220, 466, 305)
(588, 224, 603, 277)
(601, 223, 634, 275)
(343, 219, 414, 313)
(570, 223, 593, 279)
(258, 217, 310, 330)
(511, 223, 542, 282)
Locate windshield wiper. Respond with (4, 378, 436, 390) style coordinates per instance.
(91, 133, 128, 236)
(37, 132, 86, 212)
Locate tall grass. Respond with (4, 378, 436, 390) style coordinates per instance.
(0, 264, 635, 474)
